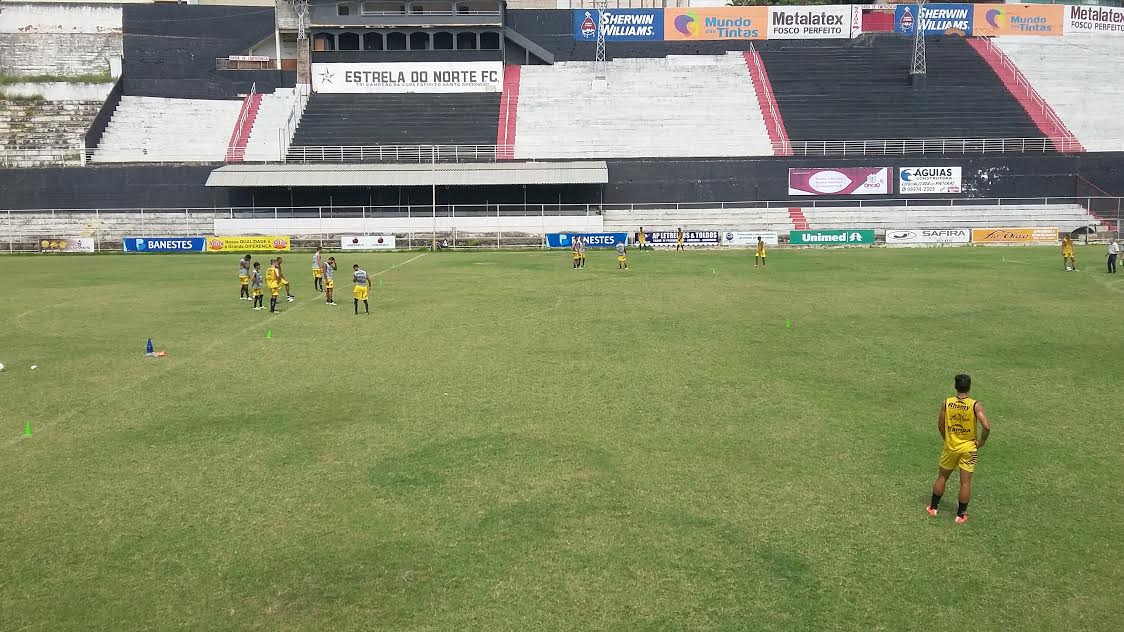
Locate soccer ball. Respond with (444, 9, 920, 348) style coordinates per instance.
(287, 296, 295, 303)
(0, 362, 5, 372)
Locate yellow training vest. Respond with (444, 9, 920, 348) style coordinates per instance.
(944, 396, 978, 452)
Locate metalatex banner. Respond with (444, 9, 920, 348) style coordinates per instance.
(894, 4, 974, 36)
(206, 236, 291, 252)
(1066, 5, 1124, 35)
(664, 7, 768, 41)
(972, 4, 1063, 37)
(789, 230, 875, 246)
(311, 62, 503, 93)
(572, 9, 663, 42)
(898, 166, 963, 194)
(788, 167, 891, 196)
(768, 5, 854, 40)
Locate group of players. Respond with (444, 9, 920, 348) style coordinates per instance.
(569, 230, 768, 270)
(237, 247, 373, 315)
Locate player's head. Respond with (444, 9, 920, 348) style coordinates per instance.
(315, 246, 322, 252)
(955, 373, 971, 394)
(275, 256, 282, 263)
(253, 261, 260, 269)
(353, 263, 359, 270)
(758, 236, 763, 243)
(328, 256, 336, 269)
(243, 254, 251, 261)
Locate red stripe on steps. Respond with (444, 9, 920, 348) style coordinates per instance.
(226, 92, 261, 162)
(742, 51, 791, 157)
(788, 208, 809, 230)
(496, 65, 521, 160)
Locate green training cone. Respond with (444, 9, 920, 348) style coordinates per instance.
(785, 319, 792, 328)
(23, 421, 32, 437)
(266, 329, 272, 339)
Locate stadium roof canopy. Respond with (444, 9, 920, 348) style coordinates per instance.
(205, 162, 608, 188)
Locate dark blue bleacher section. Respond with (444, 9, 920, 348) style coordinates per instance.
(290, 93, 500, 147)
(758, 36, 1045, 142)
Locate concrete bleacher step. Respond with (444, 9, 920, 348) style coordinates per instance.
(92, 96, 243, 163)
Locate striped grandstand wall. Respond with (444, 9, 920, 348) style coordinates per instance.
(496, 65, 521, 160)
(226, 92, 261, 162)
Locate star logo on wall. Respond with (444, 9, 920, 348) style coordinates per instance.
(318, 68, 335, 84)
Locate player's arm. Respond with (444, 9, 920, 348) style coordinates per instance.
(974, 402, 991, 448)
(937, 402, 946, 439)
(367, 276, 372, 289)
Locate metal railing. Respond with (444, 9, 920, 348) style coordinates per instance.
(747, 43, 791, 156)
(285, 144, 511, 163)
(782, 136, 1083, 156)
(225, 82, 257, 163)
(216, 58, 272, 71)
(279, 83, 311, 161)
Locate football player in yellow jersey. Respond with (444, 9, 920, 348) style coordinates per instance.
(928, 374, 991, 524)
(755, 236, 766, 269)
(265, 258, 282, 313)
(239, 255, 252, 300)
(637, 226, 646, 250)
(571, 239, 581, 269)
(1061, 234, 1077, 271)
(312, 246, 324, 292)
(676, 227, 685, 252)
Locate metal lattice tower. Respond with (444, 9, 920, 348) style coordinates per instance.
(594, 1, 607, 83)
(910, 1, 927, 88)
(287, 0, 311, 40)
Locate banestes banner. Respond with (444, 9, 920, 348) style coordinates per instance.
(886, 229, 970, 245)
(1065, 5, 1124, 35)
(790, 229, 875, 245)
(546, 233, 627, 248)
(340, 235, 396, 251)
(124, 237, 206, 253)
(768, 5, 853, 39)
(971, 227, 1059, 243)
(898, 166, 963, 194)
(643, 230, 721, 245)
(894, 4, 974, 36)
(722, 231, 779, 246)
(206, 236, 291, 252)
(973, 4, 1062, 37)
(573, 9, 663, 41)
(311, 62, 502, 93)
(788, 167, 891, 196)
(665, 7, 768, 40)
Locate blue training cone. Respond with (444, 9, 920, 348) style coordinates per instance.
(145, 338, 155, 357)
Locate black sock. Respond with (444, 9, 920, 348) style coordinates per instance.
(930, 494, 941, 510)
(354, 299, 358, 314)
(270, 297, 276, 312)
(364, 300, 369, 313)
(957, 502, 968, 517)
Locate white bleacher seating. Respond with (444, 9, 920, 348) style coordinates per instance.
(243, 88, 299, 162)
(800, 204, 1098, 232)
(994, 35, 1124, 152)
(514, 53, 773, 159)
(604, 207, 796, 233)
(92, 96, 243, 162)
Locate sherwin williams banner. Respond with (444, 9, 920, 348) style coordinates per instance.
(971, 227, 1059, 243)
(886, 229, 970, 245)
(790, 230, 875, 245)
(545, 233, 627, 248)
(573, 9, 663, 42)
(898, 166, 963, 194)
(894, 4, 974, 36)
(1066, 5, 1124, 34)
(788, 167, 891, 196)
(973, 4, 1063, 37)
(768, 5, 853, 39)
(206, 236, 291, 252)
(311, 62, 503, 93)
(39, 237, 94, 253)
(665, 7, 768, 41)
(123, 237, 206, 253)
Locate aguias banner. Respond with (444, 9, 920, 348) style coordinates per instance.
(972, 4, 1063, 37)
(546, 233, 628, 248)
(788, 167, 891, 196)
(573, 9, 663, 42)
(312, 62, 503, 93)
(206, 236, 291, 252)
(123, 237, 206, 253)
(898, 166, 963, 194)
(894, 4, 974, 36)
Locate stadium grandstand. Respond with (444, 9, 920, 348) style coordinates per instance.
(1, 1, 1122, 249)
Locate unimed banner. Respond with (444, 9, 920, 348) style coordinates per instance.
(788, 167, 891, 196)
(664, 7, 768, 40)
(206, 236, 291, 252)
(898, 166, 963, 194)
(886, 229, 970, 245)
(769, 5, 853, 39)
(311, 62, 503, 93)
(39, 237, 94, 253)
(973, 4, 1063, 37)
(721, 231, 779, 246)
(971, 227, 1059, 244)
(573, 9, 663, 41)
(341, 235, 396, 251)
(790, 230, 875, 245)
(1066, 5, 1124, 35)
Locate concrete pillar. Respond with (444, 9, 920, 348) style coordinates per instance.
(297, 37, 311, 86)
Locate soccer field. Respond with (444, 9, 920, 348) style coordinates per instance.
(1, 246, 1121, 631)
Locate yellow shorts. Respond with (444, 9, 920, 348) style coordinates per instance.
(267, 282, 280, 296)
(325, 279, 334, 289)
(939, 447, 978, 473)
(617, 255, 627, 263)
(252, 288, 262, 297)
(313, 269, 322, 278)
(756, 252, 766, 258)
(572, 253, 580, 260)
(354, 286, 369, 300)
(1062, 251, 1074, 258)
(240, 275, 249, 284)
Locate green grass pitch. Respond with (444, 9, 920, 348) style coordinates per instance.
(1, 246, 1122, 631)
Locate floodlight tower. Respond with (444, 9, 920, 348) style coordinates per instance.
(910, 0, 928, 90)
(593, 0, 608, 89)
(284, 0, 312, 85)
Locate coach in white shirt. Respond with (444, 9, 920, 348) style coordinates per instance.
(1109, 238, 1119, 274)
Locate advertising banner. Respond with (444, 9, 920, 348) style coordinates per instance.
(664, 7, 768, 41)
(894, 4, 974, 36)
(885, 229, 970, 245)
(573, 9, 663, 42)
(898, 166, 963, 194)
(971, 227, 1058, 243)
(769, 5, 853, 39)
(123, 237, 206, 253)
(790, 229, 876, 245)
(341, 235, 396, 251)
(788, 167, 891, 196)
(721, 231, 780, 246)
(973, 4, 1063, 37)
(643, 230, 721, 245)
(545, 232, 628, 248)
(206, 236, 291, 252)
(311, 62, 503, 93)
(1065, 5, 1124, 35)
(39, 237, 94, 253)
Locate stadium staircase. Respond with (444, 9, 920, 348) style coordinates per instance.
(1, 98, 102, 166)
(758, 36, 1046, 144)
(288, 93, 500, 156)
(242, 88, 301, 162)
(92, 96, 244, 162)
(991, 35, 1124, 153)
(514, 54, 773, 159)
(799, 204, 1098, 232)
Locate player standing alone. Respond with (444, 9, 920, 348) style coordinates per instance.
(1061, 235, 1077, 271)
(239, 255, 252, 300)
(572, 238, 581, 270)
(927, 374, 991, 524)
(755, 236, 766, 269)
(353, 264, 371, 315)
(312, 246, 324, 292)
(676, 227, 685, 252)
(250, 262, 264, 310)
(578, 237, 586, 268)
(323, 256, 337, 306)
(616, 241, 628, 270)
